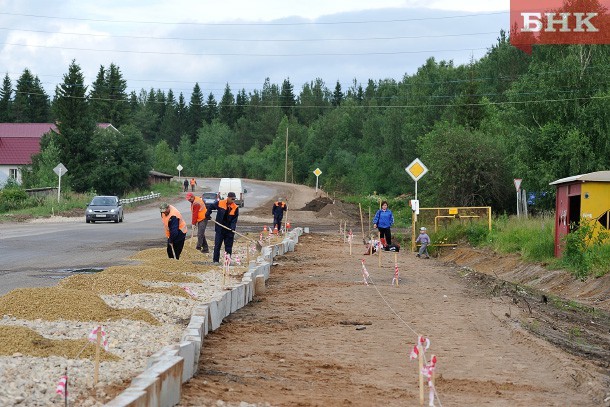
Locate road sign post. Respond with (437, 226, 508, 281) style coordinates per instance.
(53, 163, 68, 203)
(313, 168, 322, 192)
(514, 178, 522, 218)
(177, 164, 183, 178)
(405, 158, 428, 253)
(405, 158, 428, 201)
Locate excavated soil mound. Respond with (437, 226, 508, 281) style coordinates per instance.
(301, 196, 334, 211)
(0, 326, 119, 360)
(58, 273, 191, 298)
(0, 288, 159, 325)
(441, 247, 610, 313)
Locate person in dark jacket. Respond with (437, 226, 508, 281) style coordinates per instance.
(207, 192, 239, 263)
(160, 203, 188, 259)
(271, 197, 287, 231)
(372, 200, 394, 247)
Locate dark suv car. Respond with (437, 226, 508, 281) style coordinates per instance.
(85, 195, 124, 223)
(202, 192, 220, 206)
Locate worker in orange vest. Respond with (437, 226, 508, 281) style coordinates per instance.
(207, 192, 239, 263)
(160, 203, 188, 259)
(186, 192, 210, 253)
(272, 197, 287, 232)
(190, 178, 197, 192)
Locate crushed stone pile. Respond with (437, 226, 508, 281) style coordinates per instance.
(129, 247, 221, 273)
(0, 326, 119, 361)
(58, 273, 191, 298)
(103, 265, 201, 283)
(0, 287, 159, 325)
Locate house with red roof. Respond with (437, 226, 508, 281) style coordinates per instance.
(0, 123, 117, 185)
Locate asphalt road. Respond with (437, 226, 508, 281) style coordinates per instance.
(0, 179, 277, 296)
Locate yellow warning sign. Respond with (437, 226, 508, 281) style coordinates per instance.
(405, 158, 428, 181)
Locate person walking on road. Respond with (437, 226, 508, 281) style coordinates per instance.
(373, 201, 394, 248)
(160, 203, 188, 259)
(272, 197, 287, 232)
(416, 226, 431, 259)
(207, 192, 239, 263)
(190, 178, 197, 192)
(186, 192, 210, 253)
(183, 179, 189, 192)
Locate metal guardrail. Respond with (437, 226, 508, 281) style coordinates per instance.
(119, 192, 161, 205)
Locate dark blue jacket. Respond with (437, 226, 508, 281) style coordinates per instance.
(208, 199, 239, 232)
(373, 209, 394, 229)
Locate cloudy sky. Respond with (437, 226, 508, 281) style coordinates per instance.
(0, 1, 510, 99)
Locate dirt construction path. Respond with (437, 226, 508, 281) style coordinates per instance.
(179, 229, 610, 405)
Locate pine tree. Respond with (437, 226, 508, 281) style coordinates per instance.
(13, 69, 50, 122)
(204, 92, 218, 124)
(52, 60, 96, 192)
(0, 73, 12, 122)
(280, 78, 295, 117)
(188, 83, 204, 142)
(219, 83, 235, 127)
(332, 80, 343, 107)
(89, 65, 108, 123)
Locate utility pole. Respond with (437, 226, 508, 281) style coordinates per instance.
(284, 126, 288, 183)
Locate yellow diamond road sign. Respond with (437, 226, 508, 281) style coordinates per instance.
(405, 158, 428, 181)
(313, 168, 322, 177)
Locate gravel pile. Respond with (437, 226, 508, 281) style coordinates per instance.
(0, 244, 248, 406)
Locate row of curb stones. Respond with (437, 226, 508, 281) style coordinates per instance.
(104, 227, 303, 407)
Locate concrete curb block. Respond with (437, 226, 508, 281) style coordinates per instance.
(105, 228, 303, 406)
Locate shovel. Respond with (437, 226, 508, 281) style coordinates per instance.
(209, 218, 263, 251)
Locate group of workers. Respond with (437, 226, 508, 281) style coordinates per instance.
(160, 184, 287, 263)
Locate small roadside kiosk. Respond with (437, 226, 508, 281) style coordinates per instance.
(549, 170, 610, 257)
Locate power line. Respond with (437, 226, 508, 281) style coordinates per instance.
(0, 11, 509, 26)
(11, 89, 610, 109)
(1, 42, 489, 57)
(0, 26, 500, 43)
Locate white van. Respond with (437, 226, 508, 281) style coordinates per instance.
(218, 178, 247, 207)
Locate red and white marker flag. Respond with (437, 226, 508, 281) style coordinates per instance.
(55, 374, 68, 396)
(409, 345, 419, 360)
(88, 326, 109, 351)
(418, 335, 430, 351)
(360, 259, 370, 285)
(347, 229, 353, 244)
(182, 286, 197, 298)
(392, 263, 400, 286)
(422, 355, 438, 407)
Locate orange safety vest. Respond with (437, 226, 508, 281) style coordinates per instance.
(161, 205, 188, 238)
(218, 199, 238, 215)
(274, 201, 286, 208)
(191, 196, 207, 223)
(190, 178, 196, 186)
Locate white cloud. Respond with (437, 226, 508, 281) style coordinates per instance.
(0, 2, 509, 99)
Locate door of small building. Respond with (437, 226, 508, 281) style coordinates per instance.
(554, 182, 581, 257)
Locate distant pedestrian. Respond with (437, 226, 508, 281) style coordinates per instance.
(186, 192, 210, 253)
(373, 201, 394, 248)
(416, 227, 430, 259)
(160, 203, 188, 259)
(190, 178, 197, 192)
(207, 192, 239, 263)
(272, 197, 287, 232)
(183, 179, 189, 192)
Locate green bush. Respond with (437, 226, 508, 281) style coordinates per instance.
(0, 184, 29, 211)
(561, 221, 610, 279)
